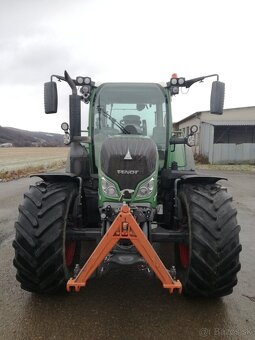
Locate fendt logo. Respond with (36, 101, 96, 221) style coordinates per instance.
(124, 148, 132, 160)
(117, 170, 139, 175)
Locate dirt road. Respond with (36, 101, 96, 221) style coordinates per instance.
(0, 170, 254, 339)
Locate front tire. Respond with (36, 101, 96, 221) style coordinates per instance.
(13, 181, 79, 293)
(176, 183, 241, 297)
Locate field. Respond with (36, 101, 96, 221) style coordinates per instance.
(0, 147, 68, 181)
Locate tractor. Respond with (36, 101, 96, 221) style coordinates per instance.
(13, 71, 241, 297)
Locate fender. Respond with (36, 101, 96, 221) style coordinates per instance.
(30, 172, 78, 183)
(180, 174, 227, 184)
(160, 169, 226, 189)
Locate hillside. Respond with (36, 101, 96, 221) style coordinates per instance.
(0, 126, 64, 147)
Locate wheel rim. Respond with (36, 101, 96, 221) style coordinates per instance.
(179, 244, 189, 269)
(65, 241, 76, 267)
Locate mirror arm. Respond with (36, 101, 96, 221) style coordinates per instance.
(50, 72, 78, 95)
(185, 74, 219, 88)
(51, 74, 66, 82)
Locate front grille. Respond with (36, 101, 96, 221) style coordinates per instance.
(100, 136, 157, 190)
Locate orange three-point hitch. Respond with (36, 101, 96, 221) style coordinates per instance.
(66, 204, 182, 294)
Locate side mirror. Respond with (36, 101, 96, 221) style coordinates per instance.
(44, 81, 58, 113)
(210, 81, 225, 115)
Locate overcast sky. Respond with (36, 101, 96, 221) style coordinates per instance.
(0, 0, 254, 133)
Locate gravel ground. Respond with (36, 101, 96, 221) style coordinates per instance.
(0, 170, 254, 340)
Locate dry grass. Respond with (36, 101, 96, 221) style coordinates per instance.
(0, 147, 68, 181)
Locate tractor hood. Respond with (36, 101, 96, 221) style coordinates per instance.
(100, 135, 158, 191)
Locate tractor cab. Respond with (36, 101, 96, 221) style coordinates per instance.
(91, 83, 169, 170)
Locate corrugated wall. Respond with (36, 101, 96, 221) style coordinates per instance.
(200, 123, 214, 160)
(212, 144, 255, 164)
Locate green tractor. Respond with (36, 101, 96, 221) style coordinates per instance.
(13, 71, 241, 297)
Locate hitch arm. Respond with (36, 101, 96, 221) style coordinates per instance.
(66, 205, 182, 294)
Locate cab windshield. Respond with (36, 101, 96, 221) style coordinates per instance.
(93, 83, 168, 152)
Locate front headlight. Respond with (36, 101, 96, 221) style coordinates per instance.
(101, 177, 119, 198)
(136, 177, 155, 198)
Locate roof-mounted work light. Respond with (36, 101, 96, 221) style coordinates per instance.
(75, 76, 93, 86)
(178, 77, 185, 85)
(167, 73, 186, 95)
(80, 85, 91, 94)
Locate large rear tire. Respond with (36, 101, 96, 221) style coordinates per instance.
(13, 181, 79, 293)
(176, 183, 241, 297)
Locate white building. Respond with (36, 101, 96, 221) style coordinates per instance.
(173, 106, 255, 164)
(0, 143, 13, 148)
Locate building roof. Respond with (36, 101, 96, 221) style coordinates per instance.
(202, 120, 255, 126)
(174, 106, 255, 125)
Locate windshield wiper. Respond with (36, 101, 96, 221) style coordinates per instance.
(97, 105, 130, 134)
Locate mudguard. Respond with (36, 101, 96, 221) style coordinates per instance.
(180, 174, 227, 184)
(30, 172, 79, 182)
(160, 169, 226, 189)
